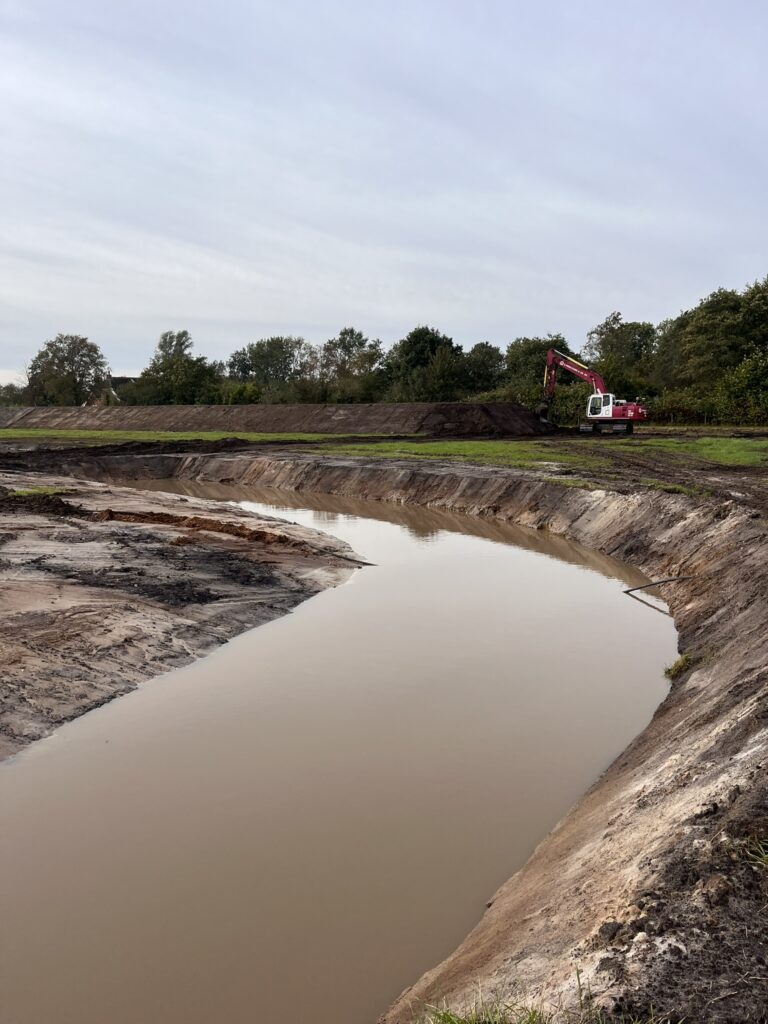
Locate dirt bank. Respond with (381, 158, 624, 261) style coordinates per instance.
(0, 400, 549, 437)
(22, 443, 766, 1023)
(0, 471, 361, 761)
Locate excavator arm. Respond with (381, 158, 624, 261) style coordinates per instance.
(542, 349, 606, 400)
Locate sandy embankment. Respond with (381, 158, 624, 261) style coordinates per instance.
(0, 472, 362, 760)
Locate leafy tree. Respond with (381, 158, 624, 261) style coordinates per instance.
(715, 348, 768, 425)
(0, 382, 24, 405)
(156, 329, 193, 361)
(121, 330, 222, 404)
(503, 334, 575, 407)
(321, 327, 384, 402)
(384, 325, 461, 400)
(654, 278, 768, 391)
(584, 312, 656, 395)
(285, 340, 328, 402)
(25, 334, 110, 405)
(228, 336, 304, 388)
(462, 342, 504, 394)
(217, 379, 263, 404)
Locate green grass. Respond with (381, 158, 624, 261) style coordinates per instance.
(745, 838, 768, 869)
(665, 653, 697, 680)
(9, 486, 68, 496)
(623, 437, 768, 467)
(321, 440, 607, 471)
(640, 479, 701, 497)
(0, 428, 362, 444)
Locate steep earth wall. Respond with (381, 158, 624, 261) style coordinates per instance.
(56, 448, 768, 1023)
(0, 401, 549, 437)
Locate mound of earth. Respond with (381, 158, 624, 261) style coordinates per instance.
(0, 402, 549, 437)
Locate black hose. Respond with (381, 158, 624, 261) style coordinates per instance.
(623, 575, 695, 595)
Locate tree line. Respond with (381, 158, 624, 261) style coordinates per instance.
(2, 276, 766, 424)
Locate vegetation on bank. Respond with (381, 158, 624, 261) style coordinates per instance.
(664, 653, 697, 680)
(321, 435, 768, 471)
(2, 276, 767, 425)
(8, 487, 68, 497)
(628, 436, 768, 466)
(417, 996, 671, 1024)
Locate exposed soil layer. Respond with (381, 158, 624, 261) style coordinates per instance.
(24, 442, 767, 1024)
(1, 440, 767, 1021)
(0, 401, 550, 436)
(0, 472, 360, 761)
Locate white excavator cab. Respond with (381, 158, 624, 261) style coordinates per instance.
(587, 393, 613, 420)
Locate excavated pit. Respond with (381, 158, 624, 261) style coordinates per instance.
(0, 442, 766, 1022)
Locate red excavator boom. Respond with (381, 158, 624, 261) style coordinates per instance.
(543, 349, 606, 399)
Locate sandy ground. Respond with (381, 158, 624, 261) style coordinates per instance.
(0, 472, 361, 760)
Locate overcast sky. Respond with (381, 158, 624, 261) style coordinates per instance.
(1, 0, 766, 381)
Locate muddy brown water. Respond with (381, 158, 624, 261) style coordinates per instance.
(0, 484, 677, 1024)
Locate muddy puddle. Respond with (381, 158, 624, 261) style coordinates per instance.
(0, 484, 677, 1024)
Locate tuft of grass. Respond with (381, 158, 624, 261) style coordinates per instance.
(665, 653, 697, 680)
(640, 479, 700, 497)
(745, 838, 768, 869)
(624, 437, 768, 467)
(9, 486, 67, 496)
(321, 440, 608, 472)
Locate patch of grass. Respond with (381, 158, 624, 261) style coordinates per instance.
(745, 838, 768, 869)
(9, 486, 67, 496)
(419, 1004, 546, 1023)
(640, 479, 700, 497)
(665, 653, 697, 680)
(321, 440, 607, 471)
(0, 428, 370, 444)
(624, 437, 768, 467)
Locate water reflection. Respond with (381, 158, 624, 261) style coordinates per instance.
(125, 478, 652, 587)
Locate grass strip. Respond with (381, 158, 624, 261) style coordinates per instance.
(9, 486, 68, 497)
(620, 437, 768, 467)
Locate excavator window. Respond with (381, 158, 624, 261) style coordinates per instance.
(589, 396, 602, 416)
(602, 394, 611, 407)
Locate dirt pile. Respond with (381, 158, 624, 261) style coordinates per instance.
(0, 401, 549, 437)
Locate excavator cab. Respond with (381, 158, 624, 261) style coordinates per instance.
(587, 393, 612, 418)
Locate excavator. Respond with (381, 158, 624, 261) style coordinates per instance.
(540, 348, 647, 433)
